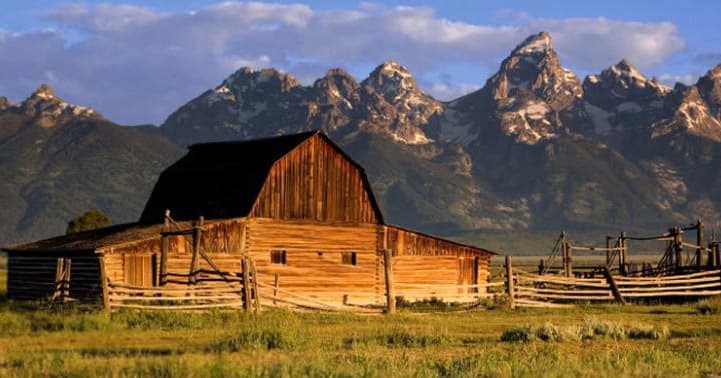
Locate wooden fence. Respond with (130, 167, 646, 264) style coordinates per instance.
(106, 256, 261, 312)
(505, 256, 721, 308)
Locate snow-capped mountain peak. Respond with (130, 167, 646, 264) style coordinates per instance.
(512, 31, 553, 56)
(12, 84, 100, 125)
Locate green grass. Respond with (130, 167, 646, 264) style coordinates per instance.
(2, 302, 721, 377)
(0, 253, 6, 300)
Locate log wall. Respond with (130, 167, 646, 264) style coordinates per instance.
(384, 226, 491, 297)
(6, 252, 101, 301)
(251, 134, 379, 224)
(245, 218, 380, 304)
(101, 219, 248, 289)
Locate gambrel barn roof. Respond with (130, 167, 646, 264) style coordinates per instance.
(139, 130, 384, 224)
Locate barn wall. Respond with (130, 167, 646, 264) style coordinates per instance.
(7, 252, 101, 301)
(245, 218, 381, 304)
(102, 219, 248, 288)
(384, 226, 492, 298)
(251, 135, 379, 224)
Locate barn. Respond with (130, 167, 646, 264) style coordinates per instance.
(3, 131, 495, 309)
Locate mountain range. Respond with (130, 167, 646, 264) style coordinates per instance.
(3, 31, 721, 247)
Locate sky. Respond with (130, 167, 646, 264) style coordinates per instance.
(0, 0, 719, 125)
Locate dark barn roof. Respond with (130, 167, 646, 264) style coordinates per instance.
(140, 130, 383, 224)
(4, 131, 495, 256)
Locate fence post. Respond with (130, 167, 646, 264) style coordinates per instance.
(675, 227, 683, 272)
(564, 242, 573, 278)
(620, 232, 628, 275)
(505, 255, 515, 309)
(188, 216, 204, 285)
(273, 273, 280, 305)
(98, 255, 110, 313)
(241, 257, 251, 311)
(160, 209, 170, 286)
(606, 236, 612, 266)
(383, 248, 396, 315)
(560, 231, 567, 276)
(603, 267, 626, 305)
(697, 219, 704, 268)
(250, 259, 261, 312)
(715, 243, 721, 268)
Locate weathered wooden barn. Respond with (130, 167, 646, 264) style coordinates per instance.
(3, 131, 495, 309)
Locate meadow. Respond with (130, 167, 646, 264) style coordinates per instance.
(2, 253, 721, 377)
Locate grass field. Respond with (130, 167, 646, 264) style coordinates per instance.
(1, 300, 721, 377)
(3, 252, 720, 376)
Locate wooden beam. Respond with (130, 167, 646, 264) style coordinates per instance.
(241, 257, 251, 311)
(383, 248, 396, 314)
(98, 255, 110, 313)
(53, 257, 64, 300)
(697, 219, 704, 268)
(251, 259, 261, 312)
(273, 273, 280, 305)
(198, 249, 233, 283)
(564, 240, 572, 278)
(603, 267, 626, 305)
(188, 217, 204, 285)
(160, 209, 170, 286)
(506, 255, 515, 310)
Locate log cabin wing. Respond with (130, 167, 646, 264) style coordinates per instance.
(3, 131, 496, 304)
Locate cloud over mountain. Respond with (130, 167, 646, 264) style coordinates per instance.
(0, 2, 687, 124)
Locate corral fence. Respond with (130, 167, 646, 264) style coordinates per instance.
(106, 251, 505, 314)
(106, 256, 261, 312)
(505, 256, 721, 308)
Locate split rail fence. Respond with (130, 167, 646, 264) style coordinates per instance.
(505, 256, 721, 308)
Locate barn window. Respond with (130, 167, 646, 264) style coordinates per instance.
(341, 252, 357, 266)
(270, 250, 287, 265)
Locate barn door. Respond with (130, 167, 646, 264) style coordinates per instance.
(457, 257, 477, 293)
(124, 254, 156, 287)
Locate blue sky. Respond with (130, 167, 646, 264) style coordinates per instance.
(0, 1, 719, 124)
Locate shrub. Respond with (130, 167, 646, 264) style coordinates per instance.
(380, 325, 450, 347)
(500, 326, 532, 342)
(627, 325, 669, 340)
(500, 320, 670, 343)
(696, 297, 721, 315)
(66, 209, 110, 234)
(208, 328, 296, 351)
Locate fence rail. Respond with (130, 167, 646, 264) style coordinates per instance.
(505, 256, 721, 308)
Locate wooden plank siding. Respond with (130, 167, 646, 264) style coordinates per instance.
(245, 218, 380, 305)
(383, 226, 491, 300)
(100, 219, 248, 289)
(6, 252, 101, 301)
(251, 134, 378, 224)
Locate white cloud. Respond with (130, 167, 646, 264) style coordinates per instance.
(532, 17, 686, 70)
(0, 2, 688, 124)
(658, 73, 699, 86)
(427, 82, 482, 101)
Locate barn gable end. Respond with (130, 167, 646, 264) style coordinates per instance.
(250, 133, 381, 223)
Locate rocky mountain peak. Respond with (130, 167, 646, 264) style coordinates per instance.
(221, 67, 300, 95)
(362, 61, 421, 103)
(456, 32, 581, 145)
(585, 59, 671, 99)
(16, 84, 99, 126)
(30, 83, 56, 100)
(488, 32, 582, 111)
(697, 63, 721, 119)
(512, 31, 554, 56)
(313, 68, 358, 104)
(650, 85, 721, 142)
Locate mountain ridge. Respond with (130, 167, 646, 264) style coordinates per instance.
(3, 31, 721, 246)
